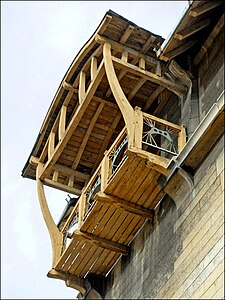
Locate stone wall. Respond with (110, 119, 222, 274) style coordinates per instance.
(102, 134, 224, 299)
(198, 26, 224, 122)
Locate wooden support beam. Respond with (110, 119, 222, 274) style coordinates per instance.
(127, 148, 170, 176)
(120, 24, 134, 44)
(95, 191, 154, 219)
(52, 170, 59, 182)
(62, 81, 78, 93)
(91, 112, 121, 173)
(103, 42, 135, 146)
(143, 86, 165, 111)
(36, 164, 64, 266)
(139, 57, 145, 69)
(91, 57, 98, 81)
(194, 14, 224, 65)
(175, 19, 210, 40)
(133, 106, 143, 149)
(160, 40, 197, 61)
(72, 102, 105, 170)
(54, 163, 90, 181)
(141, 35, 156, 53)
(68, 175, 74, 187)
(112, 55, 187, 95)
(102, 32, 158, 99)
(47, 269, 87, 295)
(96, 34, 159, 66)
(61, 80, 118, 109)
(189, 1, 223, 17)
(39, 61, 105, 181)
(44, 178, 82, 195)
(48, 132, 55, 159)
(79, 71, 86, 104)
(127, 78, 146, 101)
(73, 229, 128, 255)
(58, 106, 67, 141)
(121, 50, 128, 62)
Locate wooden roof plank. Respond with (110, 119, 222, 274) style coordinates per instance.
(175, 19, 211, 40)
(71, 102, 104, 170)
(189, 1, 223, 17)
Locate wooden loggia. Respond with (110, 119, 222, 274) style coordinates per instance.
(24, 12, 188, 293)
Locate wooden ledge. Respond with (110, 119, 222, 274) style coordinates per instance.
(94, 191, 154, 219)
(73, 229, 128, 255)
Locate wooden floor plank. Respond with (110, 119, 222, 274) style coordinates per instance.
(130, 169, 157, 204)
(119, 158, 146, 200)
(55, 238, 78, 270)
(61, 240, 85, 272)
(92, 205, 117, 236)
(89, 249, 111, 274)
(136, 173, 160, 206)
(69, 243, 91, 275)
(118, 215, 143, 244)
(103, 253, 121, 276)
(112, 156, 140, 197)
(148, 189, 165, 209)
(124, 218, 145, 245)
(96, 251, 117, 275)
(111, 213, 134, 243)
(124, 161, 150, 201)
(79, 246, 104, 278)
(97, 207, 123, 238)
(105, 156, 135, 194)
(103, 210, 128, 241)
(80, 202, 104, 232)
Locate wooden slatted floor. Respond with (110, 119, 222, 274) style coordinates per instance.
(55, 151, 167, 277)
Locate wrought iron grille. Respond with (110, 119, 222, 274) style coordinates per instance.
(109, 135, 128, 175)
(86, 175, 101, 207)
(142, 118, 178, 157)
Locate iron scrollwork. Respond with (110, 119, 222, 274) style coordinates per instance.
(142, 118, 178, 156)
(110, 135, 128, 175)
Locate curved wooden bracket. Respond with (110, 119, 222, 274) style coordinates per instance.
(36, 163, 64, 267)
(103, 42, 135, 147)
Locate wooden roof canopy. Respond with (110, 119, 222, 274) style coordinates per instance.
(159, 0, 224, 63)
(22, 10, 166, 191)
(22, 2, 224, 196)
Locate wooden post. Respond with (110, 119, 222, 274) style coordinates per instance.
(68, 175, 74, 187)
(121, 50, 128, 62)
(78, 192, 86, 228)
(91, 57, 98, 81)
(133, 106, 143, 149)
(58, 106, 67, 141)
(178, 125, 186, 153)
(48, 131, 55, 159)
(79, 71, 86, 104)
(139, 57, 145, 69)
(101, 153, 110, 191)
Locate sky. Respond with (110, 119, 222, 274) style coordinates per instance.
(1, 1, 188, 299)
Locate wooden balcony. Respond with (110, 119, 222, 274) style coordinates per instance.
(53, 110, 185, 277)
